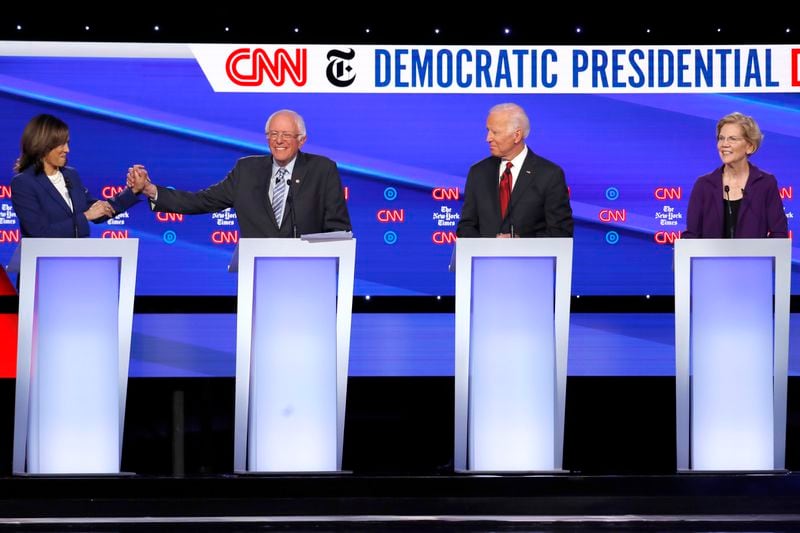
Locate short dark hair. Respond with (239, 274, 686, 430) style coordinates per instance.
(14, 114, 70, 174)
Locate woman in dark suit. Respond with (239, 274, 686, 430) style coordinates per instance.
(10, 114, 139, 238)
(683, 112, 787, 239)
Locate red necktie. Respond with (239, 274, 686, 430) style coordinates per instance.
(499, 161, 513, 219)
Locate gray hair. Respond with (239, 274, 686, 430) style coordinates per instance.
(489, 103, 531, 138)
(265, 109, 307, 139)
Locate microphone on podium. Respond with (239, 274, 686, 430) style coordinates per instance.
(724, 185, 734, 238)
(63, 175, 78, 238)
(286, 181, 297, 238)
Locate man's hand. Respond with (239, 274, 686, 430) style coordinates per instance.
(127, 164, 157, 199)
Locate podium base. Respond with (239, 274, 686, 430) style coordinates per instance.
(13, 471, 136, 478)
(455, 469, 571, 476)
(232, 470, 352, 476)
(678, 469, 788, 475)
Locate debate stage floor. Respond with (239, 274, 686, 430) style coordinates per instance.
(2, 473, 800, 531)
(3, 377, 800, 530)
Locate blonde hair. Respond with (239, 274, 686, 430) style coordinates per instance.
(716, 112, 763, 155)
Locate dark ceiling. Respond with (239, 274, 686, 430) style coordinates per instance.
(1, 7, 795, 45)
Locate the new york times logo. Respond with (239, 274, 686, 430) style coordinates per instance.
(326, 48, 356, 87)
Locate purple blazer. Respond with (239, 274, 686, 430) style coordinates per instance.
(683, 163, 788, 239)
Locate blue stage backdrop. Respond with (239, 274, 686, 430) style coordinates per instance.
(1, 43, 798, 296)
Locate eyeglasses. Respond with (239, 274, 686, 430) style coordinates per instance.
(717, 135, 745, 144)
(267, 131, 301, 141)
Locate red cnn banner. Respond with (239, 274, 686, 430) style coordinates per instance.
(598, 209, 627, 223)
(376, 209, 405, 223)
(654, 187, 682, 200)
(156, 213, 185, 222)
(432, 187, 460, 200)
(101, 185, 126, 199)
(793, 49, 800, 87)
(226, 48, 307, 87)
(432, 231, 457, 244)
(212, 230, 239, 244)
(0, 230, 19, 243)
(655, 231, 682, 244)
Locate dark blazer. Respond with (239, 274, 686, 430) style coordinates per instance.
(683, 163, 788, 238)
(456, 149, 573, 237)
(152, 152, 351, 238)
(11, 165, 139, 238)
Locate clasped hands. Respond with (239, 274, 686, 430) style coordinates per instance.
(126, 164, 157, 199)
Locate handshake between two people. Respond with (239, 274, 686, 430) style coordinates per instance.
(85, 165, 153, 222)
(126, 164, 158, 200)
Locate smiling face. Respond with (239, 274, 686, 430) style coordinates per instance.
(42, 140, 69, 175)
(266, 112, 306, 166)
(717, 123, 753, 166)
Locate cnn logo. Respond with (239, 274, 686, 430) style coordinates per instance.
(226, 48, 307, 87)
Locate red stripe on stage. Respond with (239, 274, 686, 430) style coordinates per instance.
(0, 313, 17, 378)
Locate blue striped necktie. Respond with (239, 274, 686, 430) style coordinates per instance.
(272, 167, 287, 226)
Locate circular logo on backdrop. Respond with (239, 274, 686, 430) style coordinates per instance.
(383, 230, 398, 245)
(383, 187, 398, 201)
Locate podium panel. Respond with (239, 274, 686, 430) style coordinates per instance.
(233, 238, 355, 472)
(13, 238, 138, 474)
(674, 239, 790, 471)
(454, 238, 572, 472)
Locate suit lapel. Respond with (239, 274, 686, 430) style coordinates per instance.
(260, 157, 279, 228)
(289, 152, 307, 198)
(509, 150, 537, 211)
(487, 159, 501, 217)
(738, 165, 757, 224)
(711, 169, 725, 234)
(35, 173, 73, 215)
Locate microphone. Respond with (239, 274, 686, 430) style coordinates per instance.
(724, 185, 734, 238)
(286, 180, 297, 238)
(63, 175, 78, 238)
(504, 171, 515, 238)
(507, 195, 515, 238)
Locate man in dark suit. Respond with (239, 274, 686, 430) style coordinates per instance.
(127, 109, 351, 237)
(456, 103, 573, 238)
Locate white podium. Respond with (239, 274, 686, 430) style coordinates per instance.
(232, 237, 355, 472)
(13, 238, 138, 474)
(454, 238, 573, 472)
(674, 238, 791, 471)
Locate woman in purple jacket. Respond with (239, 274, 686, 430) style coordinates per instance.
(683, 112, 788, 239)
